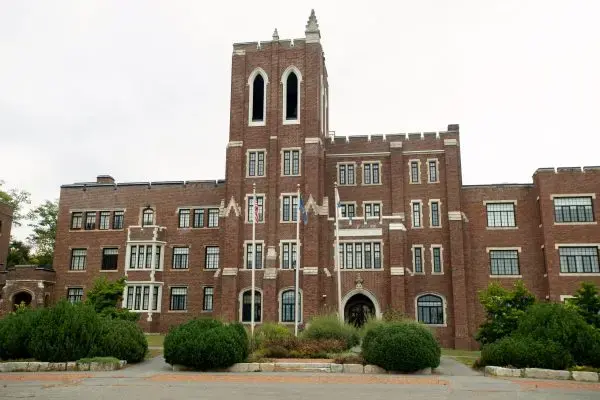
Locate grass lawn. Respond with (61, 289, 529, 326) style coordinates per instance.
(145, 334, 165, 347)
(145, 348, 164, 360)
(441, 348, 481, 368)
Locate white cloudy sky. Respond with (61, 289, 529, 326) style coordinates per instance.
(2, 0, 599, 240)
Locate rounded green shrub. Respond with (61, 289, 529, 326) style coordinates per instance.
(163, 318, 247, 370)
(362, 322, 441, 373)
(301, 315, 359, 349)
(28, 301, 103, 362)
(481, 335, 573, 370)
(93, 318, 148, 363)
(230, 322, 250, 360)
(0, 306, 41, 360)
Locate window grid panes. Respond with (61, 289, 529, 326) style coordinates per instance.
(431, 201, 440, 227)
(170, 287, 187, 311)
(67, 288, 83, 303)
(489, 250, 520, 275)
(113, 211, 124, 229)
(283, 150, 300, 176)
(178, 209, 190, 228)
(414, 247, 423, 273)
(208, 208, 219, 227)
(433, 248, 442, 273)
(125, 285, 160, 312)
(248, 151, 265, 177)
(70, 249, 87, 270)
(128, 244, 161, 270)
(242, 290, 262, 322)
(554, 197, 594, 223)
(486, 203, 516, 227)
(85, 212, 96, 230)
(248, 196, 265, 223)
(203, 287, 214, 311)
(410, 161, 420, 183)
(281, 290, 301, 323)
(172, 247, 189, 269)
(338, 164, 355, 185)
(281, 242, 297, 269)
(101, 248, 119, 270)
(559, 247, 600, 273)
(193, 209, 204, 228)
(412, 202, 422, 227)
(246, 243, 263, 269)
(142, 209, 154, 226)
(338, 242, 382, 269)
(71, 212, 82, 229)
(282, 195, 298, 222)
(205, 246, 219, 269)
(417, 295, 444, 325)
(428, 160, 438, 182)
(365, 203, 381, 218)
(340, 203, 356, 218)
(363, 162, 380, 184)
(99, 211, 110, 230)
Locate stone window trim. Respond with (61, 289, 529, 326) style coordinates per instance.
(361, 160, 383, 186)
(410, 200, 424, 229)
(69, 209, 126, 231)
(174, 206, 214, 229)
(140, 207, 156, 227)
(167, 285, 188, 313)
(280, 193, 300, 224)
(428, 199, 442, 228)
(121, 282, 163, 313)
(125, 242, 166, 271)
(238, 287, 263, 324)
(430, 245, 444, 275)
(551, 194, 596, 225)
(279, 240, 300, 270)
(247, 67, 269, 127)
(246, 149, 267, 178)
(281, 65, 303, 125)
(241, 240, 266, 270)
(333, 240, 385, 271)
(338, 201, 358, 221)
(555, 243, 600, 276)
(362, 201, 383, 220)
(280, 147, 302, 177)
(411, 244, 425, 275)
(278, 287, 303, 324)
(484, 200, 518, 230)
(486, 247, 523, 278)
(560, 295, 575, 302)
(427, 158, 440, 184)
(414, 292, 448, 327)
(336, 162, 357, 186)
(408, 159, 421, 184)
(245, 193, 266, 224)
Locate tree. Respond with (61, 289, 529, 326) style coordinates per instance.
(0, 180, 31, 227)
(85, 276, 140, 322)
(475, 280, 536, 346)
(570, 282, 600, 329)
(7, 240, 32, 267)
(26, 199, 58, 266)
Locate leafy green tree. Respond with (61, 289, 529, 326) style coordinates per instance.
(475, 280, 536, 346)
(7, 240, 32, 267)
(570, 282, 600, 329)
(26, 199, 58, 266)
(0, 180, 31, 227)
(85, 276, 140, 322)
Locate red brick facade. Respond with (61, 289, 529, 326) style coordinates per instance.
(3, 13, 600, 349)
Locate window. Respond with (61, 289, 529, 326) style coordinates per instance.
(412, 201, 422, 228)
(113, 211, 124, 229)
(248, 150, 266, 177)
(241, 290, 262, 322)
(248, 195, 265, 223)
(142, 208, 154, 226)
(128, 244, 163, 270)
(193, 209, 204, 228)
(283, 149, 300, 176)
(208, 208, 219, 227)
(85, 212, 96, 230)
(203, 287, 214, 311)
(432, 247, 442, 273)
(489, 250, 520, 275)
(101, 248, 119, 270)
(554, 197, 594, 223)
(413, 246, 423, 273)
(410, 161, 420, 183)
(364, 202, 381, 219)
(486, 203, 516, 227)
(362, 162, 380, 185)
(428, 160, 438, 183)
(67, 288, 83, 303)
(281, 241, 297, 269)
(246, 243, 263, 269)
(430, 201, 440, 227)
(178, 209, 190, 228)
(205, 246, 219, 269)
(70, 249, 87, 270)
(251, 73, 265, 123)
(125, 284, 160, 312)
(281, 195, 298, 222)
(281, 290, 302, 323)
(338, 242, 382, 269)
(417, 294, 444, 325)
(284, 71, 299, 121)
(339, 203, 356, 219)
(169, 287, 187, 311)
(172, 247, 189, 269)
(71, 212, 82, 229)
(559, 247, 600, 274)
(338, 163, 355, 185)
(99, 211, 110, 230)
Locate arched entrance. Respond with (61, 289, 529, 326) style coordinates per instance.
(12, 291, 32, 310)
(344, 293, 375, 328)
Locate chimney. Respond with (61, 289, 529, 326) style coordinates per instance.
(447, 124, 459, 132)
(96, 175, 115, 184)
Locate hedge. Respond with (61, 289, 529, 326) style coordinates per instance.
(92, 318, 148, 363)
(301, 315, 360, 349)
(362, 322, 441, 372)
(0, 307, 41, 360)
(481, 335, 573, 370)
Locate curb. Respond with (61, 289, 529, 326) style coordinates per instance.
(484, 366, 600, 382)
(0, 360, 127, 373)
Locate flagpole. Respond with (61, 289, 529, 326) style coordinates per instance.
(295, 184, 301, 336)
(251, 182, 256, 338)
(334, 182, 343, 322)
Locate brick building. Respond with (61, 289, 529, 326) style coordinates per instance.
(2, 11, 599, 349)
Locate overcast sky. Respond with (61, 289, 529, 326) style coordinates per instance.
(2, 0, 599, 240)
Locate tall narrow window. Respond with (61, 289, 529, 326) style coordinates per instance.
(417, 294, 444, 325)
(431, 201, 440, 227)
(71, 212, 83, 229)
(281, 195, 298, 222)
(428, 160, 439, 183)
(101, 248, 119, 270)
(251, 74, 265, 122)
(85, 212, 96, 230)
(412, 201, 422, 228)
(172, 247, 189, 269)
(246, 243, 263, 269)
(410, 161, 420, 183)
(208, 208, 219, 227)
(432, 247, 442, 273)
(338, 163, 355, 185)
(248, 195, 265, 223)
(193, 209, 204, 228)
(281, 290, 301, 323)
(205, 246, 219, 269)
(178, 209, 190, 228)
(413, 247, 423, 273)
(169, 287, 187, 311)
(281, 242, 297, 269)
(282, 149, 300, 176)
(242, 290, 262, 322)
(285, 72, 298, 121)
(203, 287, 214, 311)
(142, 208, 154, 226)
(70, 249, 87, 270)
(99, 211, 110, 230)
(247, 150, 266, 177)
(113, 211, 124, 229)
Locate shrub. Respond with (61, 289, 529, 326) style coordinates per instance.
(569, 282, 600, 330)
(296, 338, 346, 358)
(515, 303, 600, 367)
(0, 306, 41, 360)
(92, 318, 148, 363)
(163, 318, 246, 370)
(230, 322, 250, 360)
(480, 335, 573, 370)
(301, 314, 359, 349)
(362, 322, 441, 373)
(28, 301, 103, 362)
(254, 323, 296, 350)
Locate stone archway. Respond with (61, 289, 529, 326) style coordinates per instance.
(12, 291, 33, 310)
(344, 293, 375, 328)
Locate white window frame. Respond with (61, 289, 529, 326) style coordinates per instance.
(281, 147, 302, 177)
(279, 287, 303, 324)
(122, 283, 163, 313)
(239, 287, 263, 323)
(141, 207, 155, 227)
(336, 240, 384, 270)
(427, 158, 439, 183)
(551, 194, 597, 225)
(245, 194, 266, 224)
(337, 162, 357, 186)
(125, 242, 165, 271)
(410, 200, 424, 229)
(246, 149, 267, 178)
(409, 159, 421, 184)
(560, 295, 575, 303)
(279, 240, 299, 269)
(243, 240, 266, 270)
(412, 244, 425, 275)
(281, 65, 302, 125)
(429, 199, 442, 228)
(280, 193, 300, 223)
(361, 161, 382, 186)
(339, 201, 358, 220)
(362, 201, 382, 220)
(430, 245, 444, 275)
(248, 68, 268, 127)
(415, 292, 447, 327)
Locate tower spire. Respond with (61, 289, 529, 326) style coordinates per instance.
(272, 28, 279, 41)
(305, 9, 321, 43)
